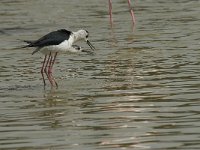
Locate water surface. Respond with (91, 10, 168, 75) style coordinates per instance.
(0, 0, 200, 149)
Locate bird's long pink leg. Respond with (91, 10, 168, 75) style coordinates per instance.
(108, 0, 113, 27)
(41, 55, 47, 86)
(127, 0, 136, 28)
(48, 52, 58, 88)
(48, 54, 54, 87)
(44, 53, 54, 86)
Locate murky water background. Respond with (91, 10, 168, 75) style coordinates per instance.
(1, 0, 200, 149)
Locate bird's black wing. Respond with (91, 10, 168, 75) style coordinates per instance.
(26, 29, 72, 48)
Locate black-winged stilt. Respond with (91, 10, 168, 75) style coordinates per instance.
(22, 29, 95, 88)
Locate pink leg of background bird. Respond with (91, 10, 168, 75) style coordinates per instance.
(108, 0, 136, 29)
(108, 0, 113, 26)
(127, 0, 136, 27)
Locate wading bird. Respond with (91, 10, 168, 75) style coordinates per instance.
(22, 29, 95, 88)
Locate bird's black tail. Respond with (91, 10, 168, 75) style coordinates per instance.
(20, 40, 34, 48)
(23, 40, 33, 44)
(18, 40, 40, 55)
(23, 40, 40, 55)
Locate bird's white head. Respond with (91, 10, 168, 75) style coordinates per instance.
(74, 29, 95, 50)
(75, 29, 89, 41)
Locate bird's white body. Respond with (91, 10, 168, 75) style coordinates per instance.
(39, 40, 72, 54)
(39, 43, 83, 54)
(38, 30, 85, 55)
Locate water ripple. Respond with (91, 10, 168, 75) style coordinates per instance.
(0, 0, 200, 150)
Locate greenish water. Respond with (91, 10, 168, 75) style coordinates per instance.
(0, 0, 200, 149)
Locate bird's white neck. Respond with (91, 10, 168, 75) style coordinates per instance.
(72, 30, 85, 43)
(66, 32, 79, 46)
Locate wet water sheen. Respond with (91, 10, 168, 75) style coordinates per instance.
(0, 0, 200, 149)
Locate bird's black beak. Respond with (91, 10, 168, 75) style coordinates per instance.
(87, 40, 95, 51)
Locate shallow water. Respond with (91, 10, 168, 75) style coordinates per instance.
(0, 0, 200, 149)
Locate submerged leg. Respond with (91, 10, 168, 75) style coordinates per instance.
(47, 53, 56, 87)
(49, 52, 58, 88)
(51, 52, 58, 87)
(41, 55, 47, 87)
(44, 53, 54, 86)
